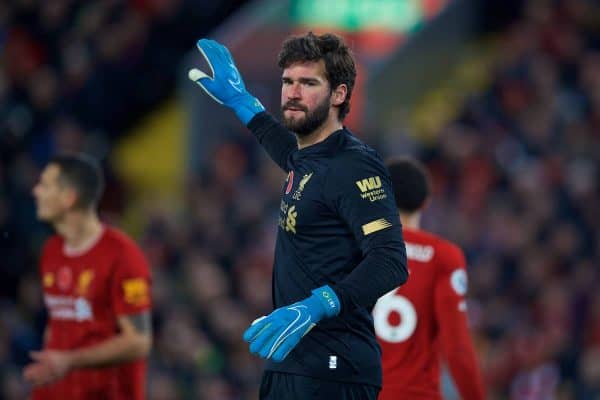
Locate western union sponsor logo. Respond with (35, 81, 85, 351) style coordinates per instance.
(360, 188, 386, 201)
(361, 218, 392, 235)
(356, 176, 382, 193)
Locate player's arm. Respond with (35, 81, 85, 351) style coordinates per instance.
(326, 152, 408, 312)
(434, 244, 486, 400)
(188, 39, 297, 170)
(23, 311, 151, 387)
(56, 311, 151, 367)
(247, 112, 298, 171)
(70, 311, 152, 368)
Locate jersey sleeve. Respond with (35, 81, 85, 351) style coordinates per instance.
(111, 239, 152, 316)
(324, 150, 408, 312)
(247, 112, 297, 171)
(434, 241, 486, 400)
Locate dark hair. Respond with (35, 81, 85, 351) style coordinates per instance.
(386, 157, 431, 212)
(49, 153, 104, 210)
(278, 32, 356, 120)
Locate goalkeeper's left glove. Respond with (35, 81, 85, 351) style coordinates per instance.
(188, 38, 265, 125)
(243, 285, 340, 362)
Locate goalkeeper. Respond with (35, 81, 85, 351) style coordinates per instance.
(189, 32, 407, 400)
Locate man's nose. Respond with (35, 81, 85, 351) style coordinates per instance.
(288, 82, 302, 98)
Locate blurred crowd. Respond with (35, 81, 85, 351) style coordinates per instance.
(0, 0, 248, 292)
(1, 0, 599, 399)
(412, 1, 599, 398)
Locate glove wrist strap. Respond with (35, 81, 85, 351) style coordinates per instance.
(231, 95, 265, 125)
(310, 285, 341, 319)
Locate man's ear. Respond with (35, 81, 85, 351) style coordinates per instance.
(61, 187, 79, 209)
(331, 84, 348, 106)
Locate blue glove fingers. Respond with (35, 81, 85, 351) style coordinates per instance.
(254, 324, 284, 358)
(269, 320, 315, 361)
(193, 39, 245, 102)
(265, 308, 312, 359)
(198, 39, 221, 62)
(195, 40, 216, 79)
(191, 41, 226, 104)
(270, 336, 297, 362)
(250, 323, 282, 358)
(191, 38, 264, 125)
(201, 39, 232, 77)
(204, 40, 227, 70)
(213, 45, 245, 93)
(196, 39, 233, 82)
(243, 316, 269, 342)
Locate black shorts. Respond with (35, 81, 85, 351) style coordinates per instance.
(259, 371, 380, 400)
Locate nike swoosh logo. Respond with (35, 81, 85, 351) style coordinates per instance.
(267, 305, 312, 359)
(228, 62, 243, 93)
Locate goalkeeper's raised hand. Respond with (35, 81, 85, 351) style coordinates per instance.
(243, 285, 340, 362)
(188, 38, 265, 125)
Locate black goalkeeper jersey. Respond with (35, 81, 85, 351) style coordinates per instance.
(248, 112, 408, 387)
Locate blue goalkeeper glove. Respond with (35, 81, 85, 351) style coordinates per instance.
(243, 285, 340, 362)
(188, 38, 265, 125)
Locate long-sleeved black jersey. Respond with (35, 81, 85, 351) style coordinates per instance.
(248, 112, 408, 387)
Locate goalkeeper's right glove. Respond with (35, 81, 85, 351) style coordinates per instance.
(243, 285, 341, 362)
(188, 38, 265, 125)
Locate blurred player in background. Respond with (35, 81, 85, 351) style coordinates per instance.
(189, 32, 407, 399)
(375, 157, 485, 400)
(23, 154, 152, 400)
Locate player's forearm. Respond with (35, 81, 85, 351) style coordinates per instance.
(68, 332, 151, 369)
(446, 349, 486, 400)
(439, 311, 486, 399)
(333, 244, 408, 313)
(248, 112, 297, 170)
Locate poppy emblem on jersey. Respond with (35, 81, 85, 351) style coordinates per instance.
(57, 266, 73, 291)
(285, 171, 294, 194)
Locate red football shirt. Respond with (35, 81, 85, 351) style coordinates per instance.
(32, 226, 151, 400)
(374, 228, 485, 400)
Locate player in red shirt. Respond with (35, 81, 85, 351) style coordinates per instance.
(375, 158, 485, 400)
(23, 154, 152, 400)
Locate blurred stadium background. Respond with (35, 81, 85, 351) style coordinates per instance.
(1, 0, 599, 399)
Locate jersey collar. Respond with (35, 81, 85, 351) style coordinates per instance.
(293, 128, 347, 160)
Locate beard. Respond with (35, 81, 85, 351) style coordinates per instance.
(281, 96, 330, 137)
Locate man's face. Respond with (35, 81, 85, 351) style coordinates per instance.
(281, 60, 332, 136)
(32, 164, 74, 223)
